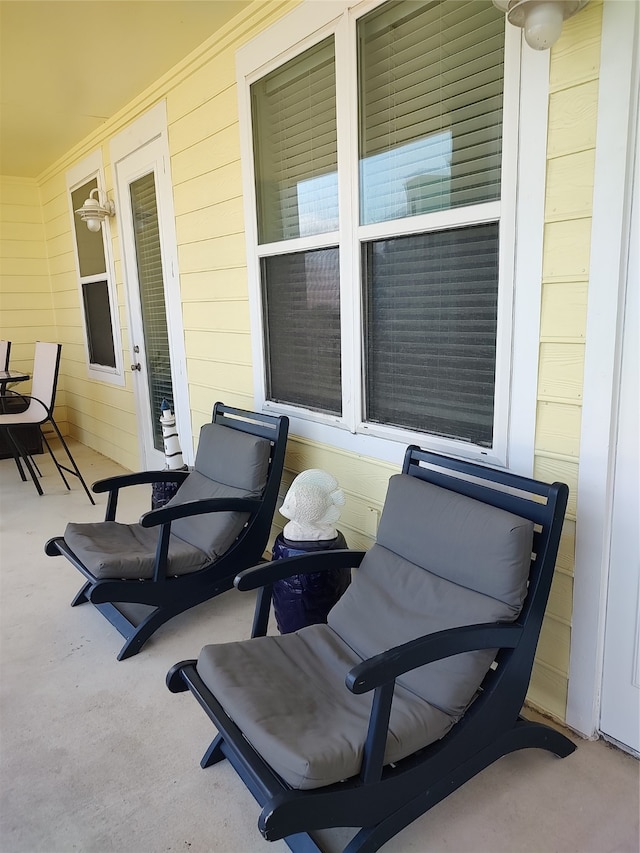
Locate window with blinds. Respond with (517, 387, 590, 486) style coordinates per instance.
(358, 0, 504, 446)
(130, 172, 173, 452)
(252, 37, 338, 243)
(363, 224, 499, 446)
(70, 178, 117, 370)
(262, 249, 341, 414)
(249, 0, 507, 451)
(358, 0, 504, 223)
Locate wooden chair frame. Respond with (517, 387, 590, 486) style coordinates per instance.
(167, 445, 574, 853)
(45, 403, 288, 660)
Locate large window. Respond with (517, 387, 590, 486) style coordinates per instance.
(67, 154, 123, 384)
(241, 0, 539, 465)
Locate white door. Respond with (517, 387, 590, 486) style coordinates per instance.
(114, 137, 189, 470)
(599, 105, 640, 753)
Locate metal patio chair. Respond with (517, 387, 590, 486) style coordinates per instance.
(0, 341, 94, 502)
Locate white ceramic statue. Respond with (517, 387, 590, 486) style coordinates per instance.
(279, 469, 345, 541)
(159, 399, 185, 470)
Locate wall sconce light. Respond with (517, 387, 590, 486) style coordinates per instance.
(75, 188, 115, 232)
(492, 0, 589, 51)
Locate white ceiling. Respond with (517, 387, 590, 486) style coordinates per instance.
(0, 0, 252, 178)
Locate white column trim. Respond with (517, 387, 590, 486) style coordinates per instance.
(566, 0, 639, 737)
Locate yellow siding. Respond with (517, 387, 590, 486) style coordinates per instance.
(0, 176, 57, 410)
(0, 0, 606, 725)
(528, 0, 603, 722)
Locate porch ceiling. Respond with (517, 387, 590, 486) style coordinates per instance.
(0, 0, 251, 179)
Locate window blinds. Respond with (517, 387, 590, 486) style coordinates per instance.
(252, 37, 338, 243)
(364, 223, 499, 446)
(358, 0, 504, 223)
(130, 172, 173, 452)
(262, 249, 342, 414)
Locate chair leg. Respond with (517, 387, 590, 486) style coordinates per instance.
(41, 429, 71, 490)
(5, 427, 43, 495)
(27, 452, 42, 477)
(71, 581, 92, 607)
(201, 734, 227, 768)
(283, 833, 326, 853)
(3, 427, 27, 481)
(115, 605, 178, 660)
(12, 451, 27, 481)
(40, 429, 71, 491)
(45, 418, 95, 505)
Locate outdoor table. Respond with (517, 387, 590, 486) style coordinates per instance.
(0, 369, 29, 390)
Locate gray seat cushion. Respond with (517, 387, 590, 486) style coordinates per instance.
(197, 624, 455, 790)
(196, 473, 534, 789)
(168, 422, 271, 558)
(64, 521, 209, 580)
(329, 474, 534, 716)
(63, 421, 272, 580)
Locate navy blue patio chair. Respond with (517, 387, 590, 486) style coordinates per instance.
(167, 444, 573, 853)
(45, 403, 288, 660)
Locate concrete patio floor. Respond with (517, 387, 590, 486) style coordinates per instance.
(0, 440, 638, 853)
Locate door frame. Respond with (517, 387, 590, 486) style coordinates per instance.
(110, 101, 193, 468)
(566, 0, 639, 740)
(599, 153, 639, 751)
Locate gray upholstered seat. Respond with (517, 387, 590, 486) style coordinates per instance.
(64, 421, 271, 580)
(196, 472, 534, 790)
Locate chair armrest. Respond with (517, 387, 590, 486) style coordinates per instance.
(93, 469, 190, 522)
(346, 622, 523, 695)
(234, 549, 366, 591)
(139, 497, 262, 527)
(92, 469, 189, 493)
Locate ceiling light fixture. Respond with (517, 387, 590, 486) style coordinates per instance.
(492, 0, 590, 51)
(75, 187, 115, 232)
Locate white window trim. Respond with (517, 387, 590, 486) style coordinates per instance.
(237, 0, 547, 473)
(66, 150, 125, 386)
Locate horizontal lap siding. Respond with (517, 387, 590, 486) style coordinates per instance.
(0, 178, 58, 417)
(528, 0, 602, 722)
